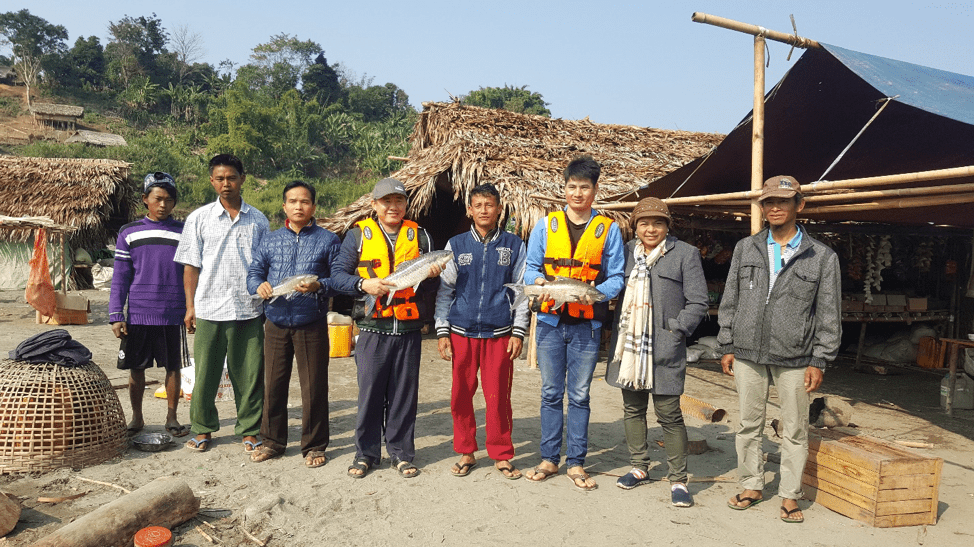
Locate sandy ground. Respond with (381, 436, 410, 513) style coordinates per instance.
(1, 289, 973, 546)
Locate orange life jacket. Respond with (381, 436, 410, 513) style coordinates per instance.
(541, 210, 612, 319)
(356, 218, 421, 321)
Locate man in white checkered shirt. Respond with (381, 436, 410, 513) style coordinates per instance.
(175, 154, 269, 455)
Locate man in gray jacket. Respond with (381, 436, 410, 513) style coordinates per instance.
(718, 175, 841, 524)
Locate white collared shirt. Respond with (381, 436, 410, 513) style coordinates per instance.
(174, 200, 269, 321)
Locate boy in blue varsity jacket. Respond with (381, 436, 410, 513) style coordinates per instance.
(434, 183, 530, 480)
(109, 172, 189, 438)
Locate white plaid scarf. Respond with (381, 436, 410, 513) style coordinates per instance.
(612, 243, 664, 390)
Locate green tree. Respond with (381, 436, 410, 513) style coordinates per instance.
(301, 53, 343, 105)
(240, 34, 323, 98)
(462, 84, 551, 117)
(105, 13, 169, 89)
(0, 9, 68, 105)
(346, 82, 412, 122)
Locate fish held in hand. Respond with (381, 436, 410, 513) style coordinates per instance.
(256, 274, 318, 301)
(364, 250, 453, 316)
(504, 277, 606, 311)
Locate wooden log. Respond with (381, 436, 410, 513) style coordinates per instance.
(680, 394, 727, 422)
(29, 477, 199, 547)
(1, 493, 21, 538)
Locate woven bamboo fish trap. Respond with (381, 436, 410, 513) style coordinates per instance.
(0, 359, 127, 474)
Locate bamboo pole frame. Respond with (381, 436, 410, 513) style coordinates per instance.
(691, 13, 821, 49)
(591, 164, 974, 211)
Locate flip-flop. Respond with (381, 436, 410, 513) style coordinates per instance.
(165, 424, 190, 437)
(243, 439, 263, 453)
(526, 466, 557, 483)
(451, 460, 477, 477)
(126, 426, 144, 437)
(566, 469, 598, 491)
(250, 445, 283, 463)
(185, 437, 210, 452)
(781, 505, 804, 523)
(495, 463, 522, 480)
(728, 494, 764, 510)
(305, 451, 327, 468)
(347, 459, 372, 479)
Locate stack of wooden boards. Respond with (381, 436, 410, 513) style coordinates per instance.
(803, 429, 942, 527)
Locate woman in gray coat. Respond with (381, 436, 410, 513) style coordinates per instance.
(606, 197, 708, 506)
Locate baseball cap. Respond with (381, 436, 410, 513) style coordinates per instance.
(373, 177, 408, 200)
(631, 197, 671, 226)
(759, 175, 801, 202)
(143, 172, 177, 200)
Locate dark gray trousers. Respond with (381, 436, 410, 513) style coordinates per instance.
(354, 330, 422, 464)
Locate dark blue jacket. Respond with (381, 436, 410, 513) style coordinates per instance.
(247, 222, 343, 328)
(434, 227, 530, 339)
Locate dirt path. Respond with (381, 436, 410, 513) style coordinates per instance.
(1, 289, 972, 546)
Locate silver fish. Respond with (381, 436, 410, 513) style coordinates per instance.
(254, 274, 318, 301)
(504, 276, 606, 311)
(364, 250, 453, 316)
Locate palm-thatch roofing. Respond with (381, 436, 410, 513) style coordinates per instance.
(0, 157, 133, 248)
(320, 102, 723, 246)
(66, 130, 128, 147)
(29, 103, 84, 118)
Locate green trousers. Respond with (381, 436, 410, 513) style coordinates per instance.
(621, 390, 688, 484)
(190, 317, 264, 437)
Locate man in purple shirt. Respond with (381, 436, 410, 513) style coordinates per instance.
(109, 172, 188, 438)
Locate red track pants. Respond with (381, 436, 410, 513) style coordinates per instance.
(450, 334, 515, 461)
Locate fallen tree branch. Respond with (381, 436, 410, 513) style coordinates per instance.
(73, 477, 131, 494)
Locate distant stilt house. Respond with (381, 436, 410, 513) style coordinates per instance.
(29, 103, 84, 131)
(320, 102, 724, 247)
(0, 157, 133, 289)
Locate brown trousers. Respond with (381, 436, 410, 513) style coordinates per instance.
(260, 316, 330, 457)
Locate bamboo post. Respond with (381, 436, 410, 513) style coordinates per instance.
(60, 232, 67, 294)
(526, 312, 538, 369)
(751, 35, 766, 235)
(802, 193, 974, 215)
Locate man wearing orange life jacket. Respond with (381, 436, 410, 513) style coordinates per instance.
(523, 155, 625, 490)
(333, 177, 442, 479)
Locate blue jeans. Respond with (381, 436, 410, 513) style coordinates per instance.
(536, 320, 600, 468)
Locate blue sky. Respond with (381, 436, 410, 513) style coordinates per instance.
(14, 1, 974, 133)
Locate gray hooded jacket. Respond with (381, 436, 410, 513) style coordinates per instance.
(717, 226, 841, 370)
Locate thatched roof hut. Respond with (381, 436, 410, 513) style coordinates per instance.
(320, 102, 723, 246)
(0, 156, 133, 248)
(30, 103, 84, 130)
(66, 130, 128, 147)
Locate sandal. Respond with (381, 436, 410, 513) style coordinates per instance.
(347, 459, 372, 479)
(525, 465, 558, 483)
(451, 460, 477, 477)
(250, 445, 283, 463)
(242, 439, 263, 453)
(728, 493, 764, 510)
(305, 450, 327, 468)
(781, 505, 804, 523)
(391, 457, 420, 478)
(566, 468, 598, 491)
(495, 462, 522, 480)
(165, 424, 190, 438)
(184, 437, 210, 452)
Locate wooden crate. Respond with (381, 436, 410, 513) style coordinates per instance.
(803, 429, 942, 527)
(916, 337, 943, 369)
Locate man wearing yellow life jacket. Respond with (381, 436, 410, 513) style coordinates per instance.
(523, 155, 625, 490)
(333, 177, 442, 479)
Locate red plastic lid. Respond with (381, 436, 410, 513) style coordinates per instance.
(134, 526, 173, 547)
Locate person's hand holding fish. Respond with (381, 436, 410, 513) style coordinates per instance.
(361, 277, 397, 297)
(255, 274, 319, 301)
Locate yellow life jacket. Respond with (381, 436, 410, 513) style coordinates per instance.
(356, 218, 421, 321)
(541, 210, 612, 319)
